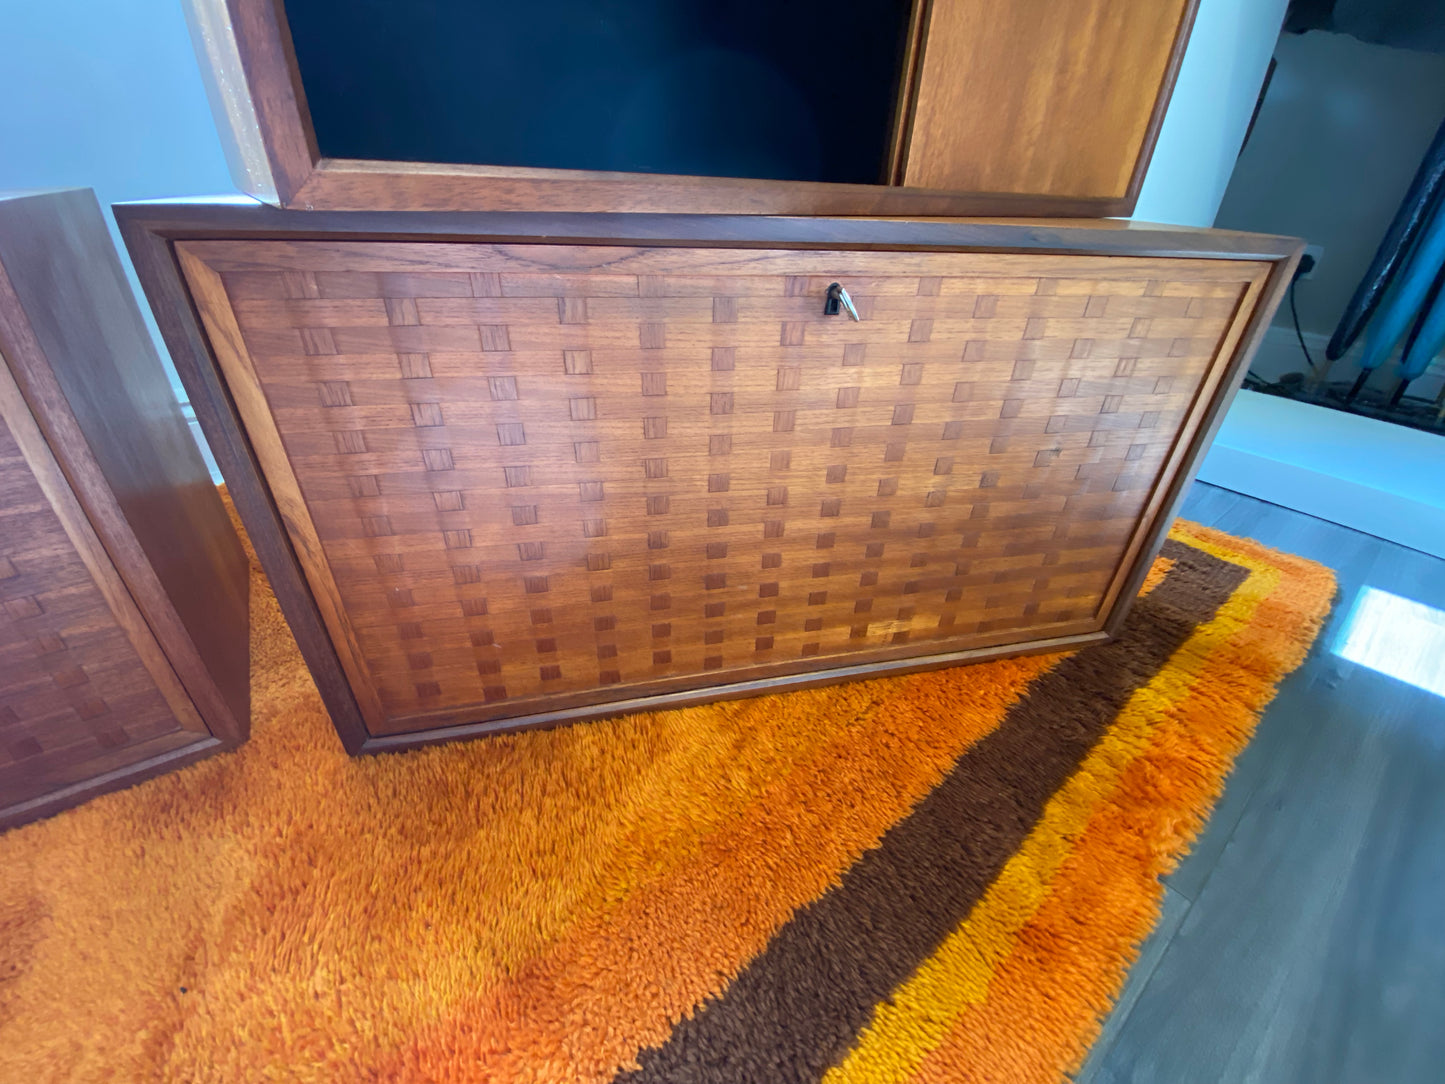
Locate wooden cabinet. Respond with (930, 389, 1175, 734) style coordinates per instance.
(899, 0, 1197, 201)
(0, 191, 249, 828)
(191, 0, 1197, 215)
(121, 205, 1297, 753)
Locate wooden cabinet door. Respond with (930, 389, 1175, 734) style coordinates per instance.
(0, 361, 209, 821)
(174, 236, 1271, 745)
(0, 188, 249, 829)
(900, 0, 1196, 201)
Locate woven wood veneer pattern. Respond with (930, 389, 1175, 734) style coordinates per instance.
(0, 411, 182, 805)
(210, 245, 1249, 734)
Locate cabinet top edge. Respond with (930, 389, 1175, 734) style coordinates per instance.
(113, 202, 1302, 264)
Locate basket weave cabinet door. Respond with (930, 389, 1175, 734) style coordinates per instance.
(177, 240, 1269, 743)
(0, 188, 248, 828)
(0, 381, 203, 813)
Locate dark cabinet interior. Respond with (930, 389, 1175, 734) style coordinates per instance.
(284, 0, 916, 184)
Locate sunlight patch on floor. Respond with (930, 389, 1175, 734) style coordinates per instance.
(1334, 586, 1445, 700)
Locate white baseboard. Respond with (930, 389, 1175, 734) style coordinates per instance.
(1198, 389, 1445, 558)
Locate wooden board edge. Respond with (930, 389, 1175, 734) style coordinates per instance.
(116, 211, 372, 755)
(222, 0, 319, 204)
(0, 732, 228, 832)
(1118, 0, 1204, 216)
(180, 0, 280, 203)
(292, 163, 1132, 217)
(1100, 246, 1303, 636)
(376, 617, 1103, 737)
(110, 204, 1304, 262)
(361, 628, 1113, 752)
(885, 0, 934, 188)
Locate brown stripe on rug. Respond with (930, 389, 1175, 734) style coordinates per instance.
(614, 540, 1248, 1084)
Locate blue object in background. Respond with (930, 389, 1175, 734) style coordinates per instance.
(1399, 267, 1445, 381)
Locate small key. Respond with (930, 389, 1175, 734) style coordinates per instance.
(825, 282, 861, 321)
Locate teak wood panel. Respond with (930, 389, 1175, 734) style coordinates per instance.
(0, 188, 250, 828)
(178, 241, 1269, 738)
(0, 363, 199, 811)
(901, 0, 1196, 199)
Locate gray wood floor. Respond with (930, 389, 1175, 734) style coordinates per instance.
(1076, 482, 1445, 1084)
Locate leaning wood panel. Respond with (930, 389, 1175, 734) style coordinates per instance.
(177, 239, 1268, 740)
(0, 190, 250, 748)
(902, 0, 1197, 200)
(0, 363, 198, 817)
(0, 189, 249, 829)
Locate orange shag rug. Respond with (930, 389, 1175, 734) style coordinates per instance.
(0, 519, 1333, 1083)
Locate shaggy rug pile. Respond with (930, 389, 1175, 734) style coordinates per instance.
(0, 517, 1333, 1082)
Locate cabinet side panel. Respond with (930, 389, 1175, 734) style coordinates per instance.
(0, 190, 249, 741)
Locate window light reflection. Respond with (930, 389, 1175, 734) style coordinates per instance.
(1333, 586, 1445, 699)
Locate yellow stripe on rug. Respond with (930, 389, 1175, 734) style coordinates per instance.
(897, 525, 1334, 1084)
(822, 540, 1284, 1084)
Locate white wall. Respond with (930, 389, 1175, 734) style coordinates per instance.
(1130, 0, 1290, 227)
(0, 0, 236, 468)
(0, 1, 232, 205)
(1195, 30, 1445, 554)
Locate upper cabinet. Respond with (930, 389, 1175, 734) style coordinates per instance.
(198, 0, 1197, 215)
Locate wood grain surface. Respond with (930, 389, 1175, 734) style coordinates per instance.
(0, 190, 248, 828)
(178, 239, 1267, 738)
(902, 0, 1198, 200)
(0, 190, 250, 747)
(0, 361, 197, 814)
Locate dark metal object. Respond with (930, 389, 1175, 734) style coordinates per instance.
(824, 282, 860, 319)
(1327, 115, 1445, 361)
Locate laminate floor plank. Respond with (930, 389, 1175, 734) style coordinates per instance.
(1166, 496, 1379, 902)
(1079, 482, 1445, 1084)
(1176, 480, 1241, 527)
